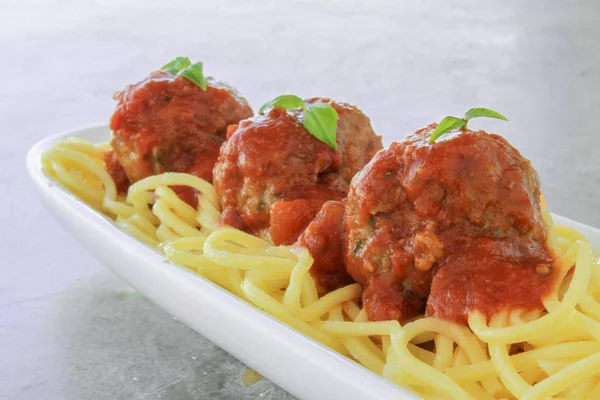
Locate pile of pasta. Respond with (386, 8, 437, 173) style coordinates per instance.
(42, 138, 600, 400)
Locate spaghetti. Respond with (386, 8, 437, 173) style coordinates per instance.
(42, 138, 600, 400)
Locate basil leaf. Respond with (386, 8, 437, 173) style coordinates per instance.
(429, 107, 509, 144)
(258, 95, 340, 150)
(464, 108, 509, 122)
(160, 58, 207, 91)
(258, 94, 305, 115)
(178, 62, 207, 91)
(303, 102, 339, 151)
(428, 116, 466, 144)
(161, 57, 191, 75)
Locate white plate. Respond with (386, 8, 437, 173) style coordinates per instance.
(26, 126, 600, 400)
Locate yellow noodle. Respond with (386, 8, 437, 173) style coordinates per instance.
(283, 248, 312, 314)
(488, 313, 531, 398)
(319, 320, 401, 337)
(297, 284, 362, 322)
(521, 352, 600, 399)
(300, 274, 319, 308)
(433, 334, 454, 371)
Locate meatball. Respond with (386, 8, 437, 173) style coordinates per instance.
(294, 201, 355, 294)
(345, 124, 556, 324)
(109, 70, 253, 184)
(213, 97, 383, 245)
(104, 150, 129, 194)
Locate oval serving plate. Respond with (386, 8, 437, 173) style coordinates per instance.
(26, 125, 600, 400)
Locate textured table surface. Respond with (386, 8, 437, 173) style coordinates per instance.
(2, 1, 600, 399)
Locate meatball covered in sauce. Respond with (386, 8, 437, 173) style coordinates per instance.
(109, 70, 253, 185)
(213, 98, 383, 246)
(345, 124, 557, 324)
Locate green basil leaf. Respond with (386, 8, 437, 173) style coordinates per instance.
(464, 108, 509, 122)
(303, 102, 339, 151)
(178, 62, 207, 91)
(258, 94, 305, 115)
(161, 56, 191, 75)
(428, 116, 466, 144)
(430, 107, 509, 144)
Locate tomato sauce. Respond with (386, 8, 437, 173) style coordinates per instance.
(426, 254, 557, 324)
(295, 201, 355, 294)
(104, 150, 130, 194)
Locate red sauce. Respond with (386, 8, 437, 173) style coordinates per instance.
(270, 199, 325, 246)
(294, 201, 355, 294)
(427, 254, 557, 324)
(363, 272, 424, 322)
(104, 150, 130, 194)
(171, 186, 197, 208)
(226, 124, 238, 140)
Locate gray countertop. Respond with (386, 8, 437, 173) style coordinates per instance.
(2, 0, 599, 399)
